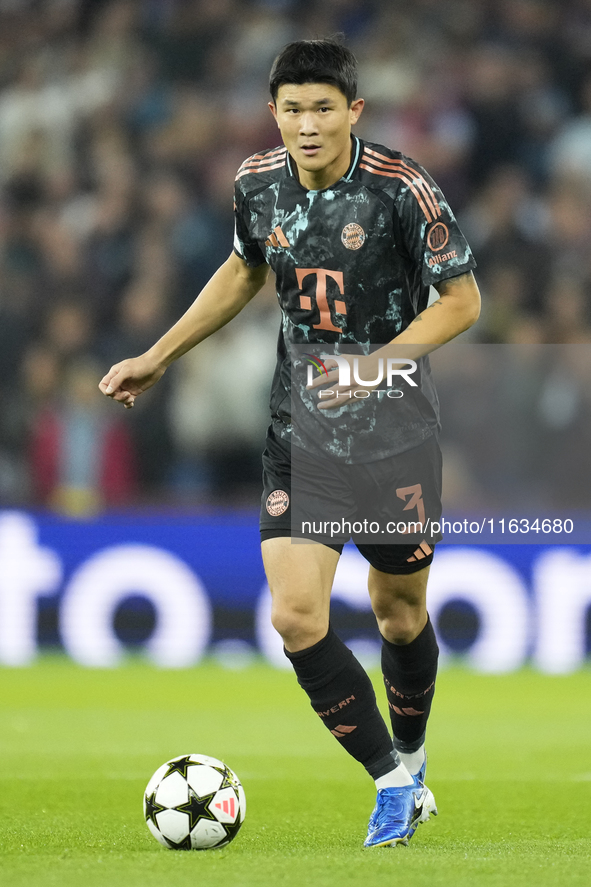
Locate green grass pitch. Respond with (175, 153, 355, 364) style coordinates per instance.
(1, 659, 590, 887)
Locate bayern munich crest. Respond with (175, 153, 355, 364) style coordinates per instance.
(341, 222, 365, 250)
(266, 490, 289, 516)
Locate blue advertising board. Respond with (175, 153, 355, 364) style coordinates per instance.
(0, 509, 589, 673)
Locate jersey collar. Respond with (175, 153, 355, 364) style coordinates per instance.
(285, 135, 363, 188)
(343, 135, 362, 181)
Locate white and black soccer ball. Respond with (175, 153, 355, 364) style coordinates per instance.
(143, 754, 246, 850)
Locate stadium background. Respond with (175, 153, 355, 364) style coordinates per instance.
(1, 4, 590, 886)
(0, 0, 590, 669)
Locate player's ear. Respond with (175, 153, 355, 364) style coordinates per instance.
(268, 102, 279, 126)
(349, 98, 365, 126)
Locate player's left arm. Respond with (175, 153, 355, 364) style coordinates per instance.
(311, 271, 480, 409)
(393, 270, 481, 347)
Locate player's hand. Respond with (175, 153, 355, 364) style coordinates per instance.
(306, 353, 383, 410)
(99, 354, 167, 409)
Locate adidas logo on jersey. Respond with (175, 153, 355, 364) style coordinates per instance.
(265, 226, 290, 248)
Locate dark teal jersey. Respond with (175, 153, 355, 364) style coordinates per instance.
(233, 136, 476, 462)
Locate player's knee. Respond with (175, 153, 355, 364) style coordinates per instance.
(376, 610, 426, 645)
(270, 602, 327, 649)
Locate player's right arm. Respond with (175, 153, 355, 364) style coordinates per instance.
(99, 252, 269, 408)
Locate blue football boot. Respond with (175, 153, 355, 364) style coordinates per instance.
(364, 759, 437, 848)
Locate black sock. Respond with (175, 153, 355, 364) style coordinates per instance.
(381, 616, 439, 753)
(285, 627, 398, 779)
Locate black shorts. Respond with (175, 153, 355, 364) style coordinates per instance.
(259, 427, 442, 575)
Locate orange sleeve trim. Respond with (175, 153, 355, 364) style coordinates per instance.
(237, 148, 286, 173)
(236, 159, 287, 180)
(241, 146, 286, 164)
(360, 163, 434, 223)
(363, 148, 441, 220)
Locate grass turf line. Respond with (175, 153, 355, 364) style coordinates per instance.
(0, 658, 590, 887)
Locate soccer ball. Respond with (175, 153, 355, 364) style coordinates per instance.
(143, 753, 246, 850)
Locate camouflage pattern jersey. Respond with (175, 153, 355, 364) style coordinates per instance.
(233, 135, 476, 463)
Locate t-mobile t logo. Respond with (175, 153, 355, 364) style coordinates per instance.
(296, 268, 346, 332)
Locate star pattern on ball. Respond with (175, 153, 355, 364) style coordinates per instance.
(219, 801, 244, 844)
(215, 765, 240, 791)
(163, 833, 193, 851)
(175, 788, 217, 831)
(144, 790, 166, 827)
(163, 755, 196, 779)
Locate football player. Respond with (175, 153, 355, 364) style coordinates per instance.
(100, 38, 480, 847)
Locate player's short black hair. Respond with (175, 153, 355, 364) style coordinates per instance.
(269, 38, 358, 106)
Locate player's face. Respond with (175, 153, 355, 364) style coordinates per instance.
(269, 83, 364, 190)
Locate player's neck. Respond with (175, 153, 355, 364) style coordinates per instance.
(294, 139, 354, 191)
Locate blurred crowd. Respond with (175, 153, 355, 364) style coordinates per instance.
(1, 0, 590, 512)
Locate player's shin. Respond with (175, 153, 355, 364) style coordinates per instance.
(381, 616, 439, 776)
(284, 627, 411, 784)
